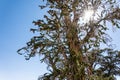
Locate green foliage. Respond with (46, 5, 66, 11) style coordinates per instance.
(18, 0, 120, 80)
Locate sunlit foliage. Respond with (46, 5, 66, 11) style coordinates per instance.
(18, 0, 120, 80)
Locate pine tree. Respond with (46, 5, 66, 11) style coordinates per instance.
(18, 0, 120, 80)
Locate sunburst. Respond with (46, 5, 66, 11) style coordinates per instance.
(83, 9, 94, 22)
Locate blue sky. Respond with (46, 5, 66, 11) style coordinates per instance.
(0, 0, 48, 80)
(0, 0, 120, 80)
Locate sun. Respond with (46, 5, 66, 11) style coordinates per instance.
(83, 9, 94, 23)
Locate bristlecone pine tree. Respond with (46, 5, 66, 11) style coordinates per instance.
(18, 0, 120, 80)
